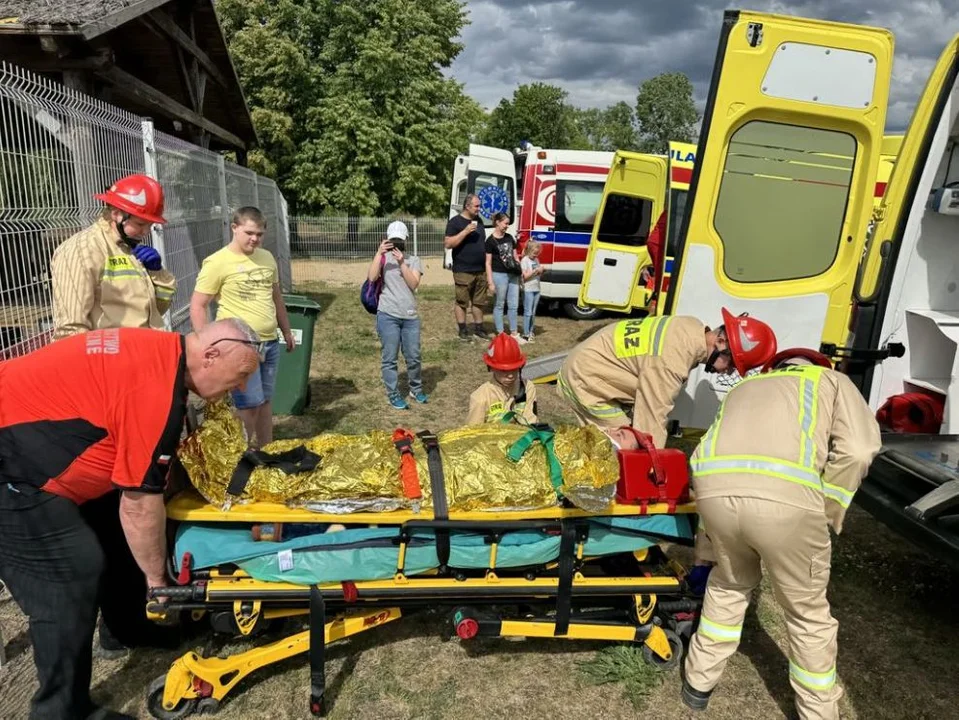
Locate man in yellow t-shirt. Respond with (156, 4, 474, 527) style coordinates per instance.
(190, 206, 295, 447)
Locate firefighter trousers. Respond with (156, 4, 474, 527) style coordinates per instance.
(684, 496, 842, 720)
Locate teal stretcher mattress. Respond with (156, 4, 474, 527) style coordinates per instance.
(174, 515, 693, 585)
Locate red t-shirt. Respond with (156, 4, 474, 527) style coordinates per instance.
(0, 327, 187, 504)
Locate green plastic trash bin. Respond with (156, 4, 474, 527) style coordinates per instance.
(272, 294, 321, 416)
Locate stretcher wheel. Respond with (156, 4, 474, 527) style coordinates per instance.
(641, 628, 682, 671)
(147, 675, 198, 720)
(196, 698, 220, 715)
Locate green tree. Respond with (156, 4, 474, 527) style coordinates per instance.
(574, 102, 640, 152)
(217, 0, 482, 215)
(635, 72, 699, 154)
(483, 83, 581, 150)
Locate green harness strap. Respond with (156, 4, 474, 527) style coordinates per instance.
(506, 424, 564, 496)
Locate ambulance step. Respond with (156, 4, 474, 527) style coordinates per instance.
(525, 350, 569, 384)
(906, 480, 959, 521)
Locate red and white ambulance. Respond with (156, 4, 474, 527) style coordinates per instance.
(448, 142, 615, 319)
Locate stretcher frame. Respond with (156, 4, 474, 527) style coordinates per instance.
(146, 489, 703, 719)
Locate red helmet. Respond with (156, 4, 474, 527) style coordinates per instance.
(762, 347, 834, 373)
(484, 332, 526, 371)
(94, 174, 167, 224)
(721, 307, 778, 377)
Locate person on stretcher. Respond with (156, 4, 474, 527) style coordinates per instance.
(467, 332, 538, 425)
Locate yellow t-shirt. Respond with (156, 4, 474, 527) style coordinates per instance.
(195, 246, 279, 340)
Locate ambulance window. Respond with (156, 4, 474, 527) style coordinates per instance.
(714, 121, 855, 283)
(555, 180, 605, 232)
(468, 171, 514, 223)
(596, 193, 653, 246)
(454, 179, 467, 210)
(667, 189, 688, 256)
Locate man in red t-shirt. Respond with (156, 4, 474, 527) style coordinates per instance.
(0, 319, 259, 720)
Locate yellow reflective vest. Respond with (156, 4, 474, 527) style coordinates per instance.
(690, 364, 881, 534)
(50, 218, 176, 339)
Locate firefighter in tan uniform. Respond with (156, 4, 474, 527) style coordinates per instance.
(467, 332, 538, 425)
(681, 348, 882, 720)
(557, 308, 777, 449)
(50, 173, 176, 339)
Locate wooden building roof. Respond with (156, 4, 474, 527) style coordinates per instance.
(0, 0, 257, 153)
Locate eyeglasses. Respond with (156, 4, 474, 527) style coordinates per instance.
(211, 337, 266, 358)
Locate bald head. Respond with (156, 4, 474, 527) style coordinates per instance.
(184, 318, 260, 400)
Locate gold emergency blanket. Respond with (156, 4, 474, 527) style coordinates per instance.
(178, 402, 620, 513)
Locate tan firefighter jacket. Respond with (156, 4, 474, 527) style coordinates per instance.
(50, 218, 176, 339)
(557, 315, 709, 447)
(467, 379, 539, 425)
(690, 364, 882, 534)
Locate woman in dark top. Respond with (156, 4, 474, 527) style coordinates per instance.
(484, 212, 524, 341)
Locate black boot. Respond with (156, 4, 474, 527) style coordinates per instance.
(94, 619, 129, 661)
(681, 680, 712, 711)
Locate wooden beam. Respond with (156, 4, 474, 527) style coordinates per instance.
(174, 45, 198, 110)
(18, 54, 113, 72)
(0, 24, 78, 36)
(79, 0, 171, 41)
(95, 65, 245, 149)
(146, 9, 229, 89)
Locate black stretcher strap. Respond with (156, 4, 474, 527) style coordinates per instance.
(417, 430, 451, 568)
(228, 446, 322, 499)
(554, 519, 577, 637)
(309, 585, 326, 717)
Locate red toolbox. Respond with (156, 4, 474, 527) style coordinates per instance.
(616, 428, 690, 512)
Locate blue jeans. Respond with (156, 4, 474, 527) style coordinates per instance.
(523, 290, 542, 336)
(231, 340, 280, 409)
(492, 271, 520, 334)
(376, 312, 422, 397)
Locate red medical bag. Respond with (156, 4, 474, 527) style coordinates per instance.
(616, 428, 690, 513)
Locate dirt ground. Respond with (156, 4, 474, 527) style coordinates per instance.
(2, 279, 958, 719)
(292, 257, 451, 288)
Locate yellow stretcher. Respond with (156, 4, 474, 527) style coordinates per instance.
(145, 490, 703, 719)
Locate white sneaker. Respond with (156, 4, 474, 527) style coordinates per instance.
(512, 333, 528, 345)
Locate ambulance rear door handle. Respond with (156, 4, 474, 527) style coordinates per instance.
(603, 258, 617, 267)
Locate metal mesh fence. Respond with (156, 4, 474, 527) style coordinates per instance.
(152, 129, 227, 332)
(289, 215, 449, 260)
(257, 176, 292, 292)
(0, 61, 292, 355)
(0, 61, 145, 357)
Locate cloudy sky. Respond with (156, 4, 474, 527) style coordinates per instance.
(447, 0, 958, 132)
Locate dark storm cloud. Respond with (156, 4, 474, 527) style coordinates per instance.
(450, 0, 959, 130)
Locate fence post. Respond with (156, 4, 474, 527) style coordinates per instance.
(216, 155, 230, 247)
(412, 217, 418, 257)
(252, 174, 259, 208)
(141, 118, 171, 330)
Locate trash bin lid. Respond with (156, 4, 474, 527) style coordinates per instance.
(282, 294, 322, 313)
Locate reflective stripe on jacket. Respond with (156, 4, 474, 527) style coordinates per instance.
(51, 218, 177, 339)
(690, 364, 881, 533)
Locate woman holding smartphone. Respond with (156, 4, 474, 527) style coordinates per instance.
(367, 221, 428, 409)
(484, 212, 525, 342)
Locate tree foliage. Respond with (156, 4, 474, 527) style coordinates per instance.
(217, 0, 483, 215)
(635, 72, 699, 154)
(573, 102, 640, 152)
(482, 83, 581, 151)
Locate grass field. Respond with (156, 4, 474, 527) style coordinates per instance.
(2, 275, 958, 720)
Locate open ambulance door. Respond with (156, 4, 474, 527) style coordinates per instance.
(445, 144, 519, 268)
(841, 35, 959, 566)
(663, 10, 894, 430)
(578, 152, 668, 312)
